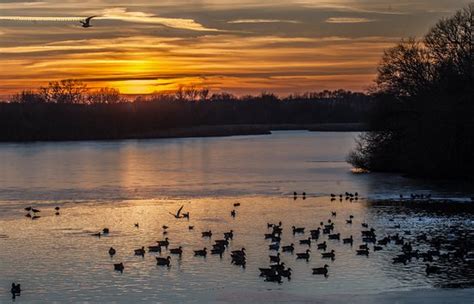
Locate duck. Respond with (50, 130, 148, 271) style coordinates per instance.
(269, 253, 280, 263)
(312, 264, 329, 276)
(296, 249, 311, 260)
(282, 243, 294, 253)
(157, 238, 170, 247)
(114, 262, 124, 272)
(156, 256, 171, 267)
(317, 241, 327, 250)
(343, 236, 353, 245)
(134, 247, 145, 256)
(148, 245, 161, 253)
(321, 250, 335, 259)
(328, 233, 340, 240)
(170, 246, 183, 255)
(292, 226, 305, 234)
(194, 248, 207, 257)
(299, 237, 311, 246)
(108, 247, 116, 256)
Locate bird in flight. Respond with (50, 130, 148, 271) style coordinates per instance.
(80, 16, 96, 28)
(169, 205, 184, 218)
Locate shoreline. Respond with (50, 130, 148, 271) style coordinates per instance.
(0, 123, 368, 143)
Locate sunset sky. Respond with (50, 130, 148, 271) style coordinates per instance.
(0, 0, 471, 97)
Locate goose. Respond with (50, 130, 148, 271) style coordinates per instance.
(264, 273, 282, 283)
(282, 243, 294, 253)
(114, 263, 124, 272)
(310, 228, 321, 239)
(278, 267, 292, 279)
(269, 243, 280, 251)
(272, 235, 281, 243)
(170, 205, 184, 218)
(194, 248, 207, 257)
(392, 255, 408, 264)
(317, 241, 327, 250)
(359, 244, 369, 250)
(134, 247, 145, 256)
(162, 225, 169, 230)
(224, 230, 234, 239)
(231, 248, 246, 257)
(80, 16, 96, 28)
(10, 283, 21, 297)
(32, 215, 41, 220)
(170, 246, 183, 255)
(55, 206, 60, 211)
(356, 249, 369, 256)
(25, 213, 32, 218)
(259, 268, 276, 276)
(373, 245, 383, 251)
(24, 207, 32, 211)
(330, 194, 336, 198)
(231, 210, 236, 217)
(31, 208, 40, 213)
(361, 228, 376, 237)
(269, 253, 280, 263)
(270, 262, 285, 271)
(233, 203, 240, 207)
(188, 226, 194, 230)
(148, 245, 161, 253)
(425, 264, 440, 275)
(215, 239, 229, 246)
(312, 264, 329, 275)
(331, 211, 336, 217)
(267, 223, 274, 228)
(361, 223, 369, 228)
(321, 250, 335, 259)
(211, 247, 225, 256)
(156, 256, 171, 266)
(300, 237, 311, 246)
(231, 255, 246, 267)
(343, 236, 353, 245)
(157, 238, 169, 247)
(202, 231, 212, 238)
(108, 247, 116, 256)
(102, 228, 109, 234)
(328, 233, 340, 240)
(346, 219, 353, 224)
(296, 249, 311, 260)
(292, 226, 305, 234)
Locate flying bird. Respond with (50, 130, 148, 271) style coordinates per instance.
(170, 205, 184, 218)
(80, 16, 96, 28)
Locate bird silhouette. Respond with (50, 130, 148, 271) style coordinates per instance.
(80, 16, 96, 28)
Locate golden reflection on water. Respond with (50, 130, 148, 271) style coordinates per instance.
(0, 195, 471, 302)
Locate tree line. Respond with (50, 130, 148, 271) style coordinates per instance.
(0, 82, 373, 141)
(348, 4, 474, 180)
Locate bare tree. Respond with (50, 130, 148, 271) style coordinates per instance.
(88, 87, 122, 104)
(40, 79, 88, 104)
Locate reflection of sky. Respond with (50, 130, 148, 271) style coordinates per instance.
(0, 0, 471, 95)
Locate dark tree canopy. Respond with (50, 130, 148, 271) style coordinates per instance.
(348, 4, 474, 179)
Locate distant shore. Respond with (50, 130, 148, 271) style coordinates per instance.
(0, 123, 368, 142)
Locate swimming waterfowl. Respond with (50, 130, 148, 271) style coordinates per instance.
(300, 237, 311, 246)
(234, 203, 240, 207)
(211, 247, 225, 256)
(162, 225, 169, 230)
(134, 247, 145, 256)
(170, 246, 183, 255)
(231, 210, 236, 217)
(194, 248, 207, 256)
(269, 243, 280, 251)
(282, 243, 294, 253)
(317, 241, 327, 250)
(102, 228, 109, 234)
(264, 273, 282, 283)
(292, 226, 305, 234)
(310, 228, 321, 239)
(269, 253, 280, 263)
(270, 262, 285, 271)
(296, 249, 311, 260)
(31, 208, 40, 213)
(92, 232, 101, 238)
(182, 212, 190, 219)
(231, 248, 246, 257)
(359, 244, 369, 250)
(328, 233, 340, 240)
(55, 206, 60, 211)
(346, 219, 353, 224)
(361, 223, 369, 228)
(331, 211, 337, 217)
(330, 194, 336, 198)
(356, 249, 369, 256)
(32, 215, 41, 220)
(202, 231, 212, 238)
(373, 245, 383, 251)
(343, 236, 353, 245)
(134, 223, 139, 228)
(259, 268, 276, 277)
(156, 256, 171, 267)
(224, 230, 234, 239)
(278, 267, 292, 279)
(215, 239, 229, 246)
(148, 245, 161, 253)
(321, 250, 335, 259)
(24, 207, 32, 212)
(188, 226, 194, 230)
(108, 247, 116, 256)
(312, 264, 329, 276)
(157, 238, 169, 247)
(11, 283, 21, 298)
(114, 262, 124, 272)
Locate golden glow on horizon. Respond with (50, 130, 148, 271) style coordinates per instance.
(0, 0, 467, 96)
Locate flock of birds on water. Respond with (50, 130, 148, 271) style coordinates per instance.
(9, 191, 474, 299)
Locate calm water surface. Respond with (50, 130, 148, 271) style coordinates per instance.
(0, 131, 473, 303)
